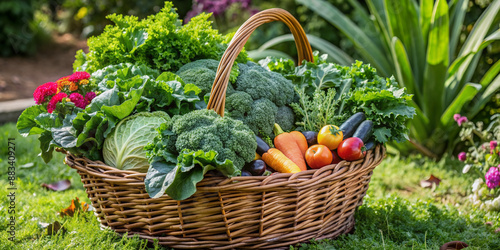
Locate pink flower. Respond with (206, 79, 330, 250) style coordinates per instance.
(491, 141, 498, 153)
(457, 116, 468, 126)
(458, 152, 466, 161)
(453, 114, 461, 122)
(68, 71, 90, 82)
(33, 82, 58, 104)
(69, 93, 86, 109)
(47, 93, 68, 113)
(84, 92, 96, 104)
(485, 166, 500, 189)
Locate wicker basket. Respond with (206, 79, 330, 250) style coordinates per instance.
(65, 8, 386, 249)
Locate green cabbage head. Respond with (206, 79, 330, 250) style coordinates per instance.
(103, 111, 170, 172)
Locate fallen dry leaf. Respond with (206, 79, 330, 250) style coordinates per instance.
(439, 241, 469, 250)
(41, 180, 71, 191)
(59, 197, 90, 217)
(39, 221, 66, 235)
(420, 175, 442, 189)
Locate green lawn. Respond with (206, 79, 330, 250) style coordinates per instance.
(1, 122, 498, 249)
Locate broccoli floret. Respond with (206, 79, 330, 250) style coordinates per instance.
(224, 91, 253, 119)
(243, 99, 278, 137)
(236, 62, 295, 106)
(176, 59, 218, 98)
(177, 59, 239, 98)
(167, 109, 256, 168)
(275, 106, 295, 131)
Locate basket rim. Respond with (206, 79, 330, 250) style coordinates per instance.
(63, 144, 385, 187)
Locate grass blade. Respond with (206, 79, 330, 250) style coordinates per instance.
(420, 0, 434, 46)
(448, 0, 469, 60)
(479, 59, 500, 88)
(469, 67, 500, 118)
(422, 0, 449, 128)
(391, 37, 419, 99)
(441, 83, 481, 128)
(449, 0, 500, 96)
(297, 0, 393, 76)
(384, 0, 426, 85)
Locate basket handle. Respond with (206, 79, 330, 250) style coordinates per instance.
(206, 8, 314, 116)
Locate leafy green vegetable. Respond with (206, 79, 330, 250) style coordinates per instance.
(17, 63, 200, 163)
(144, 109, 257, 200)
(291, 87, 339, 132)
(261, 57, 415, 144)
(145, 149, 238, 200)
(74, 1, 249, 74)
(103, 112, 170, 172)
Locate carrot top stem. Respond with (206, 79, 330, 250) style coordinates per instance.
(273, 123, 285, 136)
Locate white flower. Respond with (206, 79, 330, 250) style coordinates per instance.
(472, 178, 484, 193)
(462, 164, 472, 174)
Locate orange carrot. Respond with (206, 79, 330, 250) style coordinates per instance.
(273, 124, 308, 171)
(262, 148, 301, 173)
(290, 131, 308, 156)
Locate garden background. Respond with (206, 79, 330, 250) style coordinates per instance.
(0, 0, 499, 249)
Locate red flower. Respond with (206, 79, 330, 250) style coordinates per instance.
(69, 93, 86, 109)
(84, 92, 96, 104)
(33, 82, 58, 104)
(47, 93, 68, 113)
(68, 71, 90, 82)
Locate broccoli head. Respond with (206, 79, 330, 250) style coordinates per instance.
(166, 109, 256, 168)
(178, 60, 297, 137)
(275, 106, 295, 132)
(236, 62, 295, 106)
(176, 59, 239, 98)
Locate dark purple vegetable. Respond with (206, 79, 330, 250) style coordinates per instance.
(256, 136, 270, 155)
(339, 112, 365, 138)
(353, 120, 373, 143)
(302, 131, 318, 146)
(241, 170, 252, 176)
(243, 160, 266, 176)
(364, 140, 375, 151)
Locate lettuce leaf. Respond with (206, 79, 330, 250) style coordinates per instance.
(145, 149, 239, 200)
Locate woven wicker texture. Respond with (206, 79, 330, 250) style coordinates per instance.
(66, 145, 384, 249)
(64, 8, 386, 249)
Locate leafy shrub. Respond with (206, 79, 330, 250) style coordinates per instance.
(73, 1, 249, 74)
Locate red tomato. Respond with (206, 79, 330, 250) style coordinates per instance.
(337, 137, 365, 161)
(305, 144, 333, 169)
(331, 150, 342, 164)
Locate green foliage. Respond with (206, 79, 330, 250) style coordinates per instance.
(144, 109, 257, 200)
(57, 0, 188, 38)
(263, 58, 415, 144)
(0, 0, 37, 56)
(74, 2, 249, 74)
(291, 0, 500, 156)
(17, 63, 199, 163)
